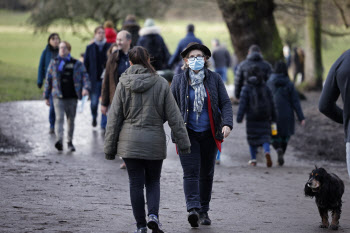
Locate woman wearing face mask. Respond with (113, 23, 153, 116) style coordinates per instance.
(170, 42, 233, 228)
(37, 33, 61, 134)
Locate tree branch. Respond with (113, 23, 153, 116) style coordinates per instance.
(332, 0, 349, 28)
(321, 28, 350, 37)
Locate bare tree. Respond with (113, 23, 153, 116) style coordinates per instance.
(28, 0, 171, 40)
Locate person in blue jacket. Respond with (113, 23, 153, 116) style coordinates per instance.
(37, 33, 61, 134)
(168, 24, 202, 75)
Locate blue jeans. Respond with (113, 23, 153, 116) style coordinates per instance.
(123, 158, 163, 228)
(249, 143, 270, 160)
(215, 67, 227, 83)
(101, 114, 107, 129)
(179, 128, 218, 213)
(90, 81, 102, 121)
(49, 94, 55, 129)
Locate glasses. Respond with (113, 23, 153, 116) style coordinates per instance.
(188, 56, 205, 62)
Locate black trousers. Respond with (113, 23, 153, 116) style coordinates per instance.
(123, 158, 163, 228)
(179, 129, 218, 213)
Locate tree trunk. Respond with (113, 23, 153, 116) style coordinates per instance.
(216, 0, 283, 64)
(304, 0, 323, 90)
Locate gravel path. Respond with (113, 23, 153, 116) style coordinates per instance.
(0, 100, 349, 233)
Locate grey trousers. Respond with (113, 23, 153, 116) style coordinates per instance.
(347, 143, 350, 179)
(53, 98, 78, 143)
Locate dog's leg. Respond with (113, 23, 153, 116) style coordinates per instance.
(318, 207, 329, 228)
(330, 207, 341, 230)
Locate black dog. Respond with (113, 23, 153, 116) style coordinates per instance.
(304, 167, 344, 230)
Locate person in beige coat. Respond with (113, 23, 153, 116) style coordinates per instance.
(104, 46, 190, 233)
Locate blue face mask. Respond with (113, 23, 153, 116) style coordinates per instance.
(188, 56, 205, 71)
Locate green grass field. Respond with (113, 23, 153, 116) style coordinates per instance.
(0, 10, 349, 102)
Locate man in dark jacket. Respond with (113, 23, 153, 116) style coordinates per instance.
(122, 14, 140, 48)
(84, 26, 111, 128)
(211, 39, 231, 84)
(234, 44, 272, 99)
(319, 50, 350, 178)
(168, 24, 202, 75)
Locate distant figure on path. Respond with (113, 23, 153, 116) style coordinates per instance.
(104, 21, 117, 44)
(44, 41, 90, 151)
(237, 66, 277, 167)
(319, 50, 350, 179)
(171, 42, 233, 227)
(137, 18, 170, 71)
(104, 46, 190, 233)
(292, 47, 305, 84)
(122, 14, 140, 48)
(211, 39, 231, 84)
(168, 24, 202, 75)
(37, 33, 60, 134)
(84, 26, 111, 129)
(235, 44, 272, 100)
(267, 61, 305, 166)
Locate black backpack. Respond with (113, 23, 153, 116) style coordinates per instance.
(248, 85, 271, 120)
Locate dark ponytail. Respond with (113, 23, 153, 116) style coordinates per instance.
(128, 46, 156, 74)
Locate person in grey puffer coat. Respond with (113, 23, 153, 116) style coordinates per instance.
(104, 46, 190, 233)
(267, 61, 305, 166)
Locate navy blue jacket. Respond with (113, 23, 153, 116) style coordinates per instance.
(168, 32, 202, 68)
(137, 34, 170, 70)
(235, 52, 272, 99)
(237, 77, 277, 146)
(319, 49, 350, 142)
(170, 68, 233, 142)
(37, 45, 57, 88)
(84, 42, 111, 89)
(267, 73, 305, 137)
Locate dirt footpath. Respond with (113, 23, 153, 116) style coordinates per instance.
(0, 100, 349, 233)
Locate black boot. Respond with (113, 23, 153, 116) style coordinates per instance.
(188, 209, 199, 228)
(277, 148, 284, 166)
(67, 142, 76, 152)
(199, 212, 211, 225)
(55, 141, 63, 151)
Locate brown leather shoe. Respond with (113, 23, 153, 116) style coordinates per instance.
(265, 153, 272, 167)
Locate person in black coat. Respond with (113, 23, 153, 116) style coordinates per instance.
(234, 44, 272, 99)
(136, 18, 170, 71)
(319, 49, 350, 179)
(170, 42, 233, 227)
(237, 69, 277, 167)
(267, 61, 305, 166)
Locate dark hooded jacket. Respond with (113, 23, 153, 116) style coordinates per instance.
(235, 52, 272, 99)
(267, 73, 305, 137)
(237, 76, 277, 146)
(319, 49, 350, 142)
(104, 64, 191, 160)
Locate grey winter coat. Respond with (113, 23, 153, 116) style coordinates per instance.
(104, 64, 191, 160)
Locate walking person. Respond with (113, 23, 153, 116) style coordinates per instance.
(84, 26, 111, 129)
(104, 46, 191, 233)
(235, 44, 272, 100)
(122, 14, 140, 48)
(236, 67, 277, 167)
(168, 24, 202, 75)
(136, 18, 170, 71)
(170, 42, 233, 227)
(44, 41, 90, 151)
(211, 38, 232, 164)
(37, 33, 60, 134)
(104, 20, 117, 44)
(101, 30, 132, 169)
(267, 61, 305, 166)
(319, 49, 350, 179)
(211, 39, 231, 84)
